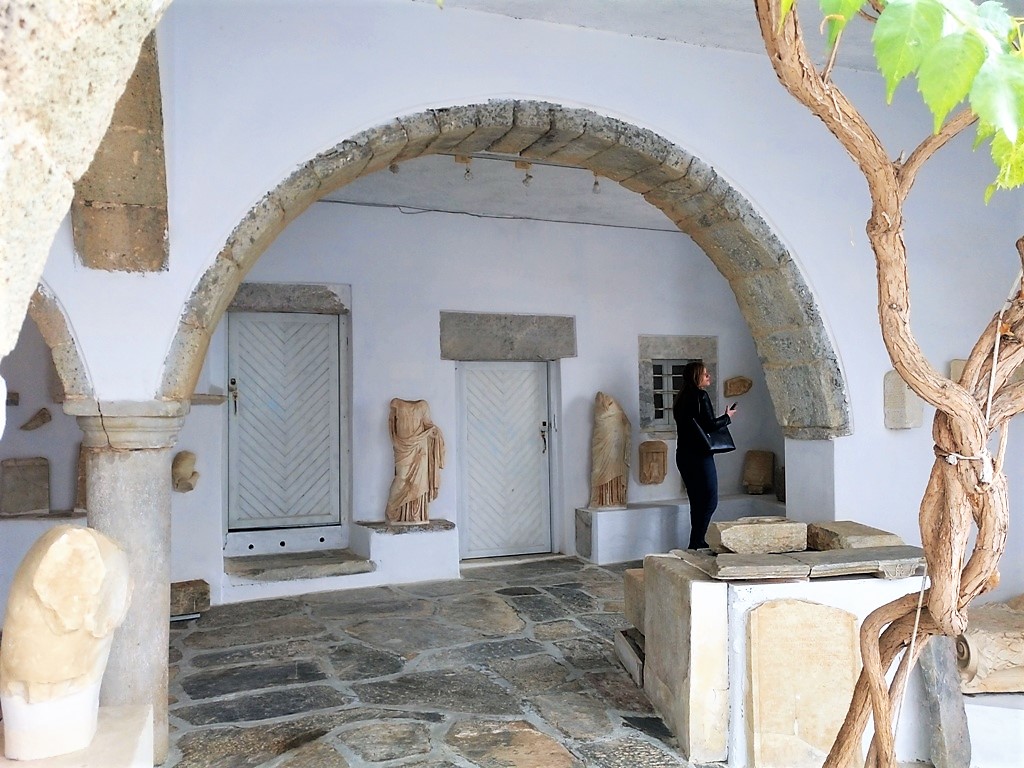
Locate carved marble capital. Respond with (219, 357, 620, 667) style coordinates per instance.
(66, 400, 187, 450)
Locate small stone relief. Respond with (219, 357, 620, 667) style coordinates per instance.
(742, 450, 775, 494)
(723, 376, 752, 398)
(19, 408, 51, 431)
(638, 440, 668, 485)
(589, 392, 630, 508)
(883, 370, 923, 429)
(0, 458, 49, 516)
(172, 451, 200, 493)
(385, 398, 446, 525)
(957, 594, 1024, 694)
(0, 525, 132, 760)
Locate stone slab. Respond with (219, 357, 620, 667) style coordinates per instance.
(672, 545, 925, 581)
(806, 520, 905, 550)
(613, 628, 644, 687)
(0, 457, 49, 515)
(0, 705, 153, 767)
(224, 549, 375, 581)
(918, 636, 972, 768)
(672, 548, 810, 580)
(748, 599, 859, 768)
(706, 516, 806, 554)
(623, 568, 645, 630)
(789, 545, 925, 579)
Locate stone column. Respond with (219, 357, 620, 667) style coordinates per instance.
(70, 400, 186, 765)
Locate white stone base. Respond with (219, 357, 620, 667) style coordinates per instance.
(0, 705, 152, 767)
(964, 693, 1024, 767)
(220, 519, 461, 603)
(578, 495, 785, 564)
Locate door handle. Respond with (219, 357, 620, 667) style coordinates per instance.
(228, 377, 238, 415)
(540, 420, 547, 454)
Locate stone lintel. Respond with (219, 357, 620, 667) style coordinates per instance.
(228, 282, 349, 315)
(440, 311, 576, 361)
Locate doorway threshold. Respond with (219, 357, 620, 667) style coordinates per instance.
(460, 553, 575, 571)
(224, 548, 375, 582)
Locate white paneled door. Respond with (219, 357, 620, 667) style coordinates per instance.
(228, 312, 341, 530)
(459, 362, 551, 558)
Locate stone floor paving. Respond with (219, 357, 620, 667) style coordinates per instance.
(166, 556, 700, 768)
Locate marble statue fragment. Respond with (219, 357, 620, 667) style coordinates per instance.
(957, 594, 1024, 694)
(172, 450, 199, 492)
(589, 392, 630, 508)
(723, 376, 752, 397)
(385, 398, 445, 524)
(18, 408, 51, 431)
(638, 440, 668, 485)
(0, 525, 132, 760)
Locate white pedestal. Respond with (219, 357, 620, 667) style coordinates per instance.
(964, 693, 1024, 768)
(0, 705, 152, 767)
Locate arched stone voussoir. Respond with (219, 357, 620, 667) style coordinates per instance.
(28, 285, 94, 402)
(160, 100, 851, 437)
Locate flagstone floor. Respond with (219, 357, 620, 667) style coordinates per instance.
(166, 556, 697, 768)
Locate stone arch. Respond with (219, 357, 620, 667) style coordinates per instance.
(27, 284, 94, 403)
(160, 100, 850, 439)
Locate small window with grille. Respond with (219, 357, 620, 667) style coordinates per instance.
(651, 359, 693, 427)
(638, 335, 717, 434)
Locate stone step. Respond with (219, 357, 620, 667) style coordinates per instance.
(224, 548, 376, 582)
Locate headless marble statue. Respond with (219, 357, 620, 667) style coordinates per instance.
(0, 525, 132, 760)
(589, 392, 631, 508)
(385, 398, 446, 524)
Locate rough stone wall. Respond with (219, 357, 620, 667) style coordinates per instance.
(0, 0, 171, 432)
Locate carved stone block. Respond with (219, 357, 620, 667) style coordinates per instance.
(170, 579, 211, 617)
(638, 440, 667, 484)
(741, 450, 774, 494)
(958, 596, 1024, 694)
(807, 520, 904, 551)
(706, 516, 806, 555)
(748, 599, 860, 768)
(0, 458, 50, 515)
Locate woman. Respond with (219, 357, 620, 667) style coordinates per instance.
(673, 361, 736, 549)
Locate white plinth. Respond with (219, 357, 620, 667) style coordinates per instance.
(0, 705, 152, 767)
(964, 693, 1024, 768)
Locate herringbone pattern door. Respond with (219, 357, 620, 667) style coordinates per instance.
(459, 362, 551, 558)
(228, 312, 341, 530)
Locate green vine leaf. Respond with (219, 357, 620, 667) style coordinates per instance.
(917, 32, 986, 132)
(986, 130, 1024, 201)
(779, 0, 798, 32)
(821, 0, 865, 48)
(873, 0, 947, 102)
(969, 52, 1024, 142)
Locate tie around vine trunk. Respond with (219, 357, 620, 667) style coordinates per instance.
(752, 1, 1021, 765)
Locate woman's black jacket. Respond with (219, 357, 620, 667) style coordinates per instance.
(673, 386, 731, 455)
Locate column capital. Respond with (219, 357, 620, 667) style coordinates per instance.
(68, 400, 188, 449)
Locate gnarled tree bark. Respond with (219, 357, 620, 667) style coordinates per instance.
(752, 1, 1021, 766)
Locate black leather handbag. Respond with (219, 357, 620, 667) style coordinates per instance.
(691, 417, 736, 454)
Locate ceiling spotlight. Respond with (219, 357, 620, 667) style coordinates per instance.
(388, 163, 399, 174)
(592, 175, 601, 195)
(522, 172, 533, 187)
(464, 165, 473, 181)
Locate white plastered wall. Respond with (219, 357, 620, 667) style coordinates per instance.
(14, 0, 1021, 603)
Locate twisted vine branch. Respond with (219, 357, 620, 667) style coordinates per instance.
(752, 1, 1023, 765)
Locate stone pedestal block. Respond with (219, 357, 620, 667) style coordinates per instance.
(0, 705, 153, 768)
(642, 555, 728, 763)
